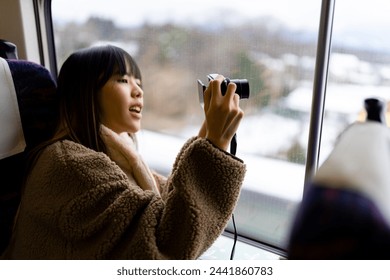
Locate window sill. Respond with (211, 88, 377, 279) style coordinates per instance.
(200, 234, 282, 260)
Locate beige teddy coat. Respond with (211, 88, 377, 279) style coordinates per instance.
(2, 136, 246, 259)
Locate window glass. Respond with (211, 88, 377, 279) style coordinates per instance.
(52, 0, 321, 252)
(320, 0, 390, 164)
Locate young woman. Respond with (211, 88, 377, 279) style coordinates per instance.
(3, 45, 246, 259)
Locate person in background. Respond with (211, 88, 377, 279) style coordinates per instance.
(2, 45, 246, 259)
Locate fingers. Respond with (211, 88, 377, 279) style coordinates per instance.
(202, 75, 244, 151)
(224, 106, 244, 140)
(220, 85, 241, 130)
(203, 75, 223, 112)
(204, 75, 237, 110)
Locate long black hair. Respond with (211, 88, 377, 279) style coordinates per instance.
(24, 45, 141, 192)
(56, 44, 142, 153)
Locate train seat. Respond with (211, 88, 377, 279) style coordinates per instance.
(288, 98, 390, 259)
(0, 56, 58, 254)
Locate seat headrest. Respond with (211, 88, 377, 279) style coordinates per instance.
(7, 59, 58, 150)
(0, 57, 25, 159)
(0, 58, 58, 160)
(313, 121, 390, 225)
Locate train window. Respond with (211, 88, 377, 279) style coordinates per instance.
(51, 0, 322, 257)
(319, 0, 390, 164)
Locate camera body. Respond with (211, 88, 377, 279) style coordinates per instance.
(197, 74, 250, 106)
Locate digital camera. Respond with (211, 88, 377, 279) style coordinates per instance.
(197, 74, 250, 105)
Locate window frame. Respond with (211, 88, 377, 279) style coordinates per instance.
(304, 0, 335, 192)
(33, 0, 57, 75)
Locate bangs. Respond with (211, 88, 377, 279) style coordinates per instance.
(111, 46, 141, 79)
(97, 45, 142, 88)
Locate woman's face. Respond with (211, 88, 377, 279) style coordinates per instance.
(98, 70, 143, 134)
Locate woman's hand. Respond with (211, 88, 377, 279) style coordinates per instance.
(198, 75, 244, 151)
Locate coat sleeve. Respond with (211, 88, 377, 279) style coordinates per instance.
(156, 137, 246, 258)
(33, 138, 245, 259)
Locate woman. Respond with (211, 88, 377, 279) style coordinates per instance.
(3, 45, 246, 259)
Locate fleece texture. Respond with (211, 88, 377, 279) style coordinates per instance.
(3, 136, 246, 259)
(100, 125, 159, 194)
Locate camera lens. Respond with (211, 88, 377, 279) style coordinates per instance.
(222, 78, 250, 99)
(230, 79, 250, 99)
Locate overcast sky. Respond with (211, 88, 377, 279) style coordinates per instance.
(52, 0, 390, 50)
(52, 0, 390, 31)
(52, 0, 319, 30)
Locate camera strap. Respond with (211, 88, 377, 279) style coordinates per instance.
(230, 134, 237, 156)
(229, 133, 238, 260)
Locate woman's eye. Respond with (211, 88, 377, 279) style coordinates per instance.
(118, 78, 128, 83)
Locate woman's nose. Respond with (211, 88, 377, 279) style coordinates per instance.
(131, 81, 143, 98)
(132, 88, 143, 98)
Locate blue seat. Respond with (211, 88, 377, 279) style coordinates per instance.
(0, 57, 58, 254)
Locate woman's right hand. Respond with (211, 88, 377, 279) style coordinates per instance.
(199, 75, 244, 151)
